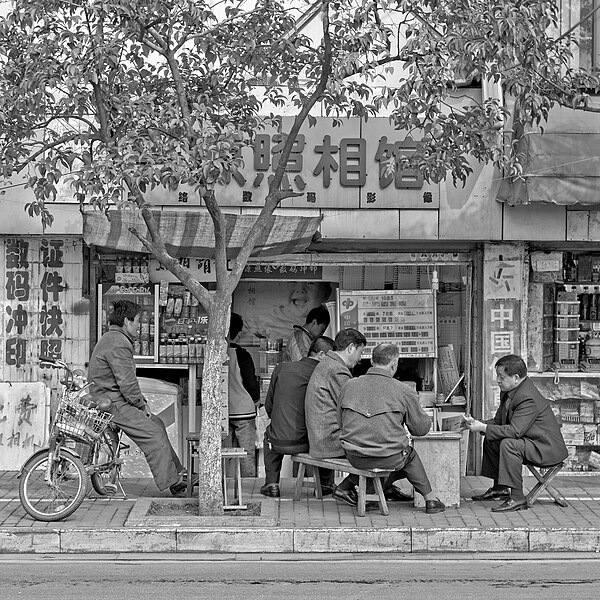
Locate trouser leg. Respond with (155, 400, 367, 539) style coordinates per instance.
(263, 433, 284, 484)
(229, 418, 257, 477)
(110, 402, 180, 491)
(497, 438, 527, 490)
(481, 437, 501, 484)
(383, 448, 433, 497)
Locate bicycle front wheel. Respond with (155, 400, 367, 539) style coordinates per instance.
(90, 428, 120, 495)
(19, 449, 88, 522)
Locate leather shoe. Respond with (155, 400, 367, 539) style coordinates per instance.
(169, 476, 187, 496)
(472, 487, 510, 501)
(425, 499, 446, 514)
(491, 497, 528, 512)
(260, 483, 281, 498)
(317, 485, 335, 497)
(332, 486, 358, 507)
(384, 487, 413, 502)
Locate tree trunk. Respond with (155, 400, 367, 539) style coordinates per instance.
(197, 297, 230, 515)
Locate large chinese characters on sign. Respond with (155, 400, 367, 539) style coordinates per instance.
(145, 117, 440, 209)
(482, 244, 527, 420)
(1, 238, 89, 382)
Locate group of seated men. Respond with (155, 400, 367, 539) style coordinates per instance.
(261, 323, 568, 515)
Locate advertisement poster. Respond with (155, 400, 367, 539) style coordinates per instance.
(232, 281, 335, 345)
(338, 289, 436, 357)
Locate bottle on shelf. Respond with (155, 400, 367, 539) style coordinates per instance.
(593, 262, 600, 283)
(159, 333, 168, 363)
(166, 334, 175, 364)
(564, 252, 578, 282)
(591, 287, 600, 321)
(580, 286, 590, 320)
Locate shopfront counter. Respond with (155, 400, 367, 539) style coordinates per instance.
(411, 431, 462, 508)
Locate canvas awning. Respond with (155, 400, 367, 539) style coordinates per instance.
(82, 209, 322, 258)
(497, 106, 600, 206)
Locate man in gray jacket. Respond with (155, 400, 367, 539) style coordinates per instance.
(339, 342, 445, 514)
(88, 300, 187, 496)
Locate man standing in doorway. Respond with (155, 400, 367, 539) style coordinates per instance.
(465, 354, 568, 512)
(227, 312, 261, 477)
(260, 336, 335, 497)
(283, 305, 331, 362)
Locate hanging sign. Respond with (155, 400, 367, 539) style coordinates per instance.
(338, 289, 436, 358)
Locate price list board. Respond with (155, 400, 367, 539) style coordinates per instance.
(338, 289, 437, 358)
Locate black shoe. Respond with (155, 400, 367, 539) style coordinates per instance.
(332, 486, 358, 507)
(472, 487, 511, 501)
(316, 485, 335, 497)
(384, 487, 413, 502)
(425, 499, 446, 514)
(169, 477, 187, 496)
(491, 497, 528, 512)
(260, 483, 281, 498)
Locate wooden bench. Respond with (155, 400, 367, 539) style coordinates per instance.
(525, 462, 568, 508)
(291, 453, 394, 516)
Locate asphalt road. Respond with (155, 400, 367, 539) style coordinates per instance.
(2, 553, 600, 599)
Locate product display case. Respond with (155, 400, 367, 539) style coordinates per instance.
(97, 282, 159, 363)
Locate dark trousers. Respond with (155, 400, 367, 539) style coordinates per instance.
(263, 433, 330, 486)
(481, 437, 528, 490)
(346, 447, 432, 497)
(109, 400, 182, 491)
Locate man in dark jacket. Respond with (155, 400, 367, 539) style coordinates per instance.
(466, 354, 568, 512)
(88, 300, 187, 496)
(227, 312, 260, 477)
(339, 342, 445, 514)
(260, 336, 334, 497)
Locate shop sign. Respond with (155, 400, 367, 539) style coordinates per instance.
(2, 238, 79, 371)
(484, 258, 521, 300)
(241, 263, 323, 280)
(149, 258, 233, 283)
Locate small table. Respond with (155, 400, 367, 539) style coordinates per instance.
(411, 431, 462, 508)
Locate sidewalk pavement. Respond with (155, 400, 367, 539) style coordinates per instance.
(1, 470, 600, 554)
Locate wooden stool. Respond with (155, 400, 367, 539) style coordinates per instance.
(525, 462, 568, 508)
(186, 433, 247, 509)
(291, 453, 393, 516)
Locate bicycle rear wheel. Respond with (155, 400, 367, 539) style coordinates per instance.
(19, 449, 88, 522)
(90, 428, 120, 495)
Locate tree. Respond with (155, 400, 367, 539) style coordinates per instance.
(0, 0, 596, 514)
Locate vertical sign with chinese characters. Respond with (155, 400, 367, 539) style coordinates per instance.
(1, 237, 89, 384)
(482, 243, 527, 420)
(0, 382, 49, 469)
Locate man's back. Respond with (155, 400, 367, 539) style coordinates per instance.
(266, 357, 319, 453)
(305, 351, 351, 458)
(340, 368, 431, 458)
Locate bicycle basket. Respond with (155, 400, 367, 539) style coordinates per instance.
(53, 391, 113, 444)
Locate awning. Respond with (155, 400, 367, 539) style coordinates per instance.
(82, 209, 322, 258)
(497, 106, 600, 206)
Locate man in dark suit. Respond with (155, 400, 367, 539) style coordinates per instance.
(465, 354, 568, 512)
(260, 336, 334, 498)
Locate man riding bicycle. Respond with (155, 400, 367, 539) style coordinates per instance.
(88, 299, 191, 496)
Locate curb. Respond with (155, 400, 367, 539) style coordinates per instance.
(2, 526, 600, 554)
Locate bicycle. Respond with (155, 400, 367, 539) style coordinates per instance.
(18, 356, 127, 522)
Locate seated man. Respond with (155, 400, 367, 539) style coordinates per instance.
(283, 305, 331, 362)
(465, 354, 568, 512)
(339, 342, 445, 514)
(88, 300, 189, 496)
(306, 328, 393, 507)
(260, 336, 335, 497)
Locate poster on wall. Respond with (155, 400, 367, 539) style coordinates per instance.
(338, 289, 437, 358)
(232, 280, 335, 346)
(0, 382, 49, 469)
